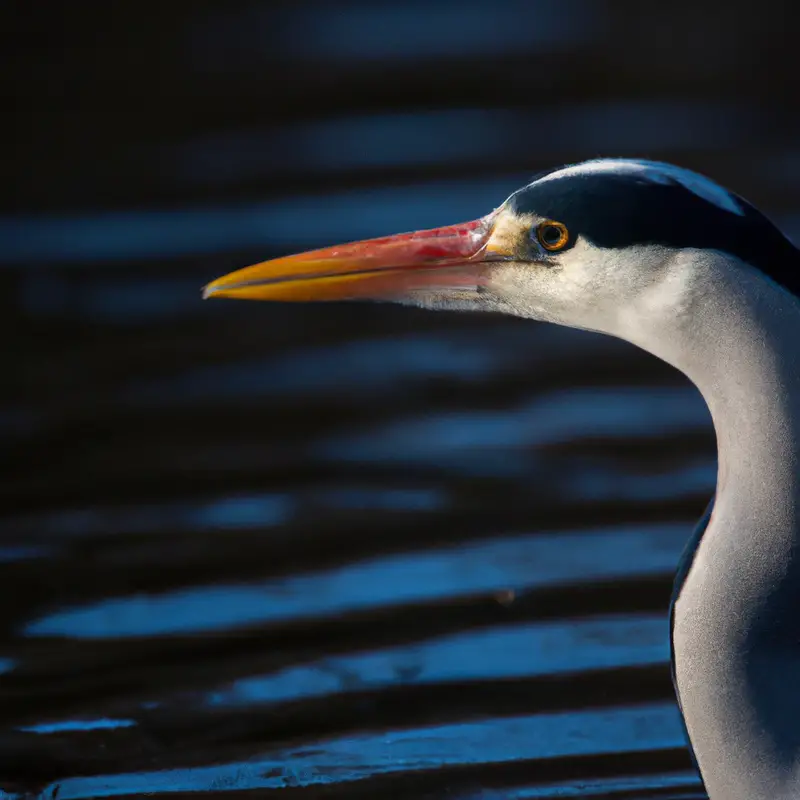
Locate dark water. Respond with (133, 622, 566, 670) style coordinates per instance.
(2, 1, 798, 797)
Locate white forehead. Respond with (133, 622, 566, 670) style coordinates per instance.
(537, 158, 744, 216)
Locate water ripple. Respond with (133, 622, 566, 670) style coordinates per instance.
(207, 613, 667, 707)
(36, 703, 683, 798)
(22, 523, 685, 638)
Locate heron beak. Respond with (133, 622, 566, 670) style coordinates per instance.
(202, 211, 511, 302)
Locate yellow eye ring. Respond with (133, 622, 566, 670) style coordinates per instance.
(536, 221, 570, 251)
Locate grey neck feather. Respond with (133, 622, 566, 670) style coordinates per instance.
(623, 252, 800, 800)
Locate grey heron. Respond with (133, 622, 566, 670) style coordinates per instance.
(204, 158, 800, 800)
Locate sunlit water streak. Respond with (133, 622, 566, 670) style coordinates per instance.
(121, 325, 638, 401)
(22, 523, 686, 638)
(176, 102, 754, 184)
(460, 771, 703, 799)
(1, 487, 446, 539)
(18, 719, 136, 735)
(25, 703, 683, 799)
(205, 613, 668, 708)
(315, 386, 709, 471)
(188, 0, 598, 67)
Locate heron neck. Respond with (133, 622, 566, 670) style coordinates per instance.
(673, 261, 800, 532)
(658, 253, 800, 799)
(620, 252, 800, 525)
(679, 259, 800, 642)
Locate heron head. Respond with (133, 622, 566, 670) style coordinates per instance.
(204, 159, 797, 340)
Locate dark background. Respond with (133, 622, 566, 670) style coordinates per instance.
(1, 2, 798, 797)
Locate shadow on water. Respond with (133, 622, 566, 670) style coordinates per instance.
(2, 0, 798, 797)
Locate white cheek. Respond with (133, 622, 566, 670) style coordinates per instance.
(548, 243, 626, 315)
(642, 270, 692, 315)
(616, 255, 696, 345)
(553, 245, 601, 293)
(485, 243, 609, 325)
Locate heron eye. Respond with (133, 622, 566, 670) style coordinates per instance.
(536, 221, 569, 251)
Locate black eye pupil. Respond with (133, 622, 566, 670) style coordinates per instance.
(541, 225, 561, 245)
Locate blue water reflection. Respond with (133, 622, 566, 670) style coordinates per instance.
(0, 545, 54, 563)
(189, 0, 596, 69)
(127, 332, 517, 404)
(23, 522, 686, 638)
(278, 0, 593, 60)
(178, 102, 753, 184)
(3, 488, 445, 540)
(317, 386, 709, 467)
(461, 771, 701, 799)
(18, 273, 205, 322)
(7, 493, 293, 539)
(191, 494, 292, 530)
(314, 487, 444, 512)
(570, 459, 715, 503)
(178, 110, 503, 181)
(207, 613, 666, 707)
(126, 325, 615, 402)
(35, 703, 684, 798)
(19, 718, 136, 735)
